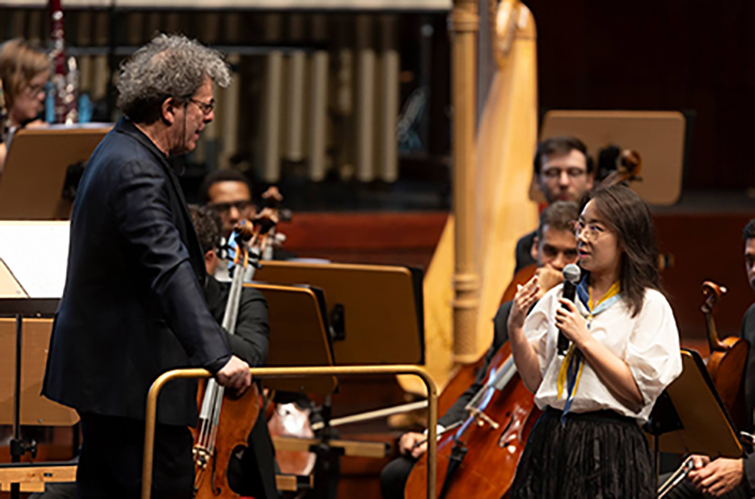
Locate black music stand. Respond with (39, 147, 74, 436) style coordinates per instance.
(248, 282, 338, 395)
(0, 298, 63, 499)
(644, 349, 743, 490)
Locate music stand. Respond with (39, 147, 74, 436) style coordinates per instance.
(254, 261, 425, 365)
(248, 279, 394, 494)
(247, 283, 338, 395)
(0, 299, 77, 499)
(0, 124, 111, 220)
(644, 349, 743, 487)
(537, 110, 687, 206)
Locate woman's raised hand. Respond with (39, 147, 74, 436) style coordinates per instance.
(508, 275, 540, 331)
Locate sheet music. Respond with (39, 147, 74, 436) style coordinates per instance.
(0, 222, 69, 298)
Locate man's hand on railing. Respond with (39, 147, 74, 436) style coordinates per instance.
(215, 355, 252, 395)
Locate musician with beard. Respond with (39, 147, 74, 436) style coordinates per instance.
(514, 137, 594, 274)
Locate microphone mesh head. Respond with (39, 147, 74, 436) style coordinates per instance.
(563, 263, 581, 283)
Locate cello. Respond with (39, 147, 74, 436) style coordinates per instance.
(404, 342, 539, 498)
(192, 211, 276, 498)
(701, 281, 749, 430)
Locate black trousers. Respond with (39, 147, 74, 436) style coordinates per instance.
(76, 412, 193, 499)
(380, 455, 417, 499)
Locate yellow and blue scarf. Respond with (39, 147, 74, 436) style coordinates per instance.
(556, 276, 622, 423)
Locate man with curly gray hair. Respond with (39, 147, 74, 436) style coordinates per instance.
(42, 34, 250, 499)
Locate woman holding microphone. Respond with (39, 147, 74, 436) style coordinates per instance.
(508, 184, 682, 498)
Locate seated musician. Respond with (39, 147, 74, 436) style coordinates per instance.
(380, 200, 580, 499)
(664, 219, 755, 499)
(200, 171, 294, 277)
(0, 38, 49, 173)
(190, 205, 279, 499)
(514, 136, 594, 274)
(199, 169, 256, 236)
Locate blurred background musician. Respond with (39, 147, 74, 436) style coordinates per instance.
(514, 136, 594, 274)
(0, 38, 49, 173)
(379, 200, 580, 499)
(199, 169, 256, 237)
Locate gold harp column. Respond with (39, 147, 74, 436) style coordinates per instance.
(449, 0, 480, 364)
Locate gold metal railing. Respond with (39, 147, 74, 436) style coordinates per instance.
(141, 365, 438, 499)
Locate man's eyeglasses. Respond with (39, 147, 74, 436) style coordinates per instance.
(189, 98, 215, 116)
(541, 167, 587, 180)
(571, 220, 605, 241)
(208, 200, 254, 214)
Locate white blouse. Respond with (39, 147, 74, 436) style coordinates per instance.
(524, 284, 682, 422)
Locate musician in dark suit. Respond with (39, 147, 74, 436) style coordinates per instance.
(663, 219, 755, 499)
(380, 201, 579, 499)
(42, 34, 251, 499)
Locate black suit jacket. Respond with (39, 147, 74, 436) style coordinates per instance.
(438, 301, 512, 427)
(204, 275, 269, 368)
(43, 118, 231, 427)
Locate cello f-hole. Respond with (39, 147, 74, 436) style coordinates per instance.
(497, 415, 515, 448)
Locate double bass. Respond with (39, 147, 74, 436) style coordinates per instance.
(192, 211, 276, 498)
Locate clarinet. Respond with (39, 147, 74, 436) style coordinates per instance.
(49, 0, 78, 124)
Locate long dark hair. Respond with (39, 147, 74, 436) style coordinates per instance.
(587, 184, 660, 317)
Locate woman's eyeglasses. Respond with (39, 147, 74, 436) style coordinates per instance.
(571, 220, 605, 241)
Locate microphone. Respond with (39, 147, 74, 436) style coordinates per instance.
(558, 263, 581, 356)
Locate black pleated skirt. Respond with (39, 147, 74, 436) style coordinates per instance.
(509, 407, 655, 499)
